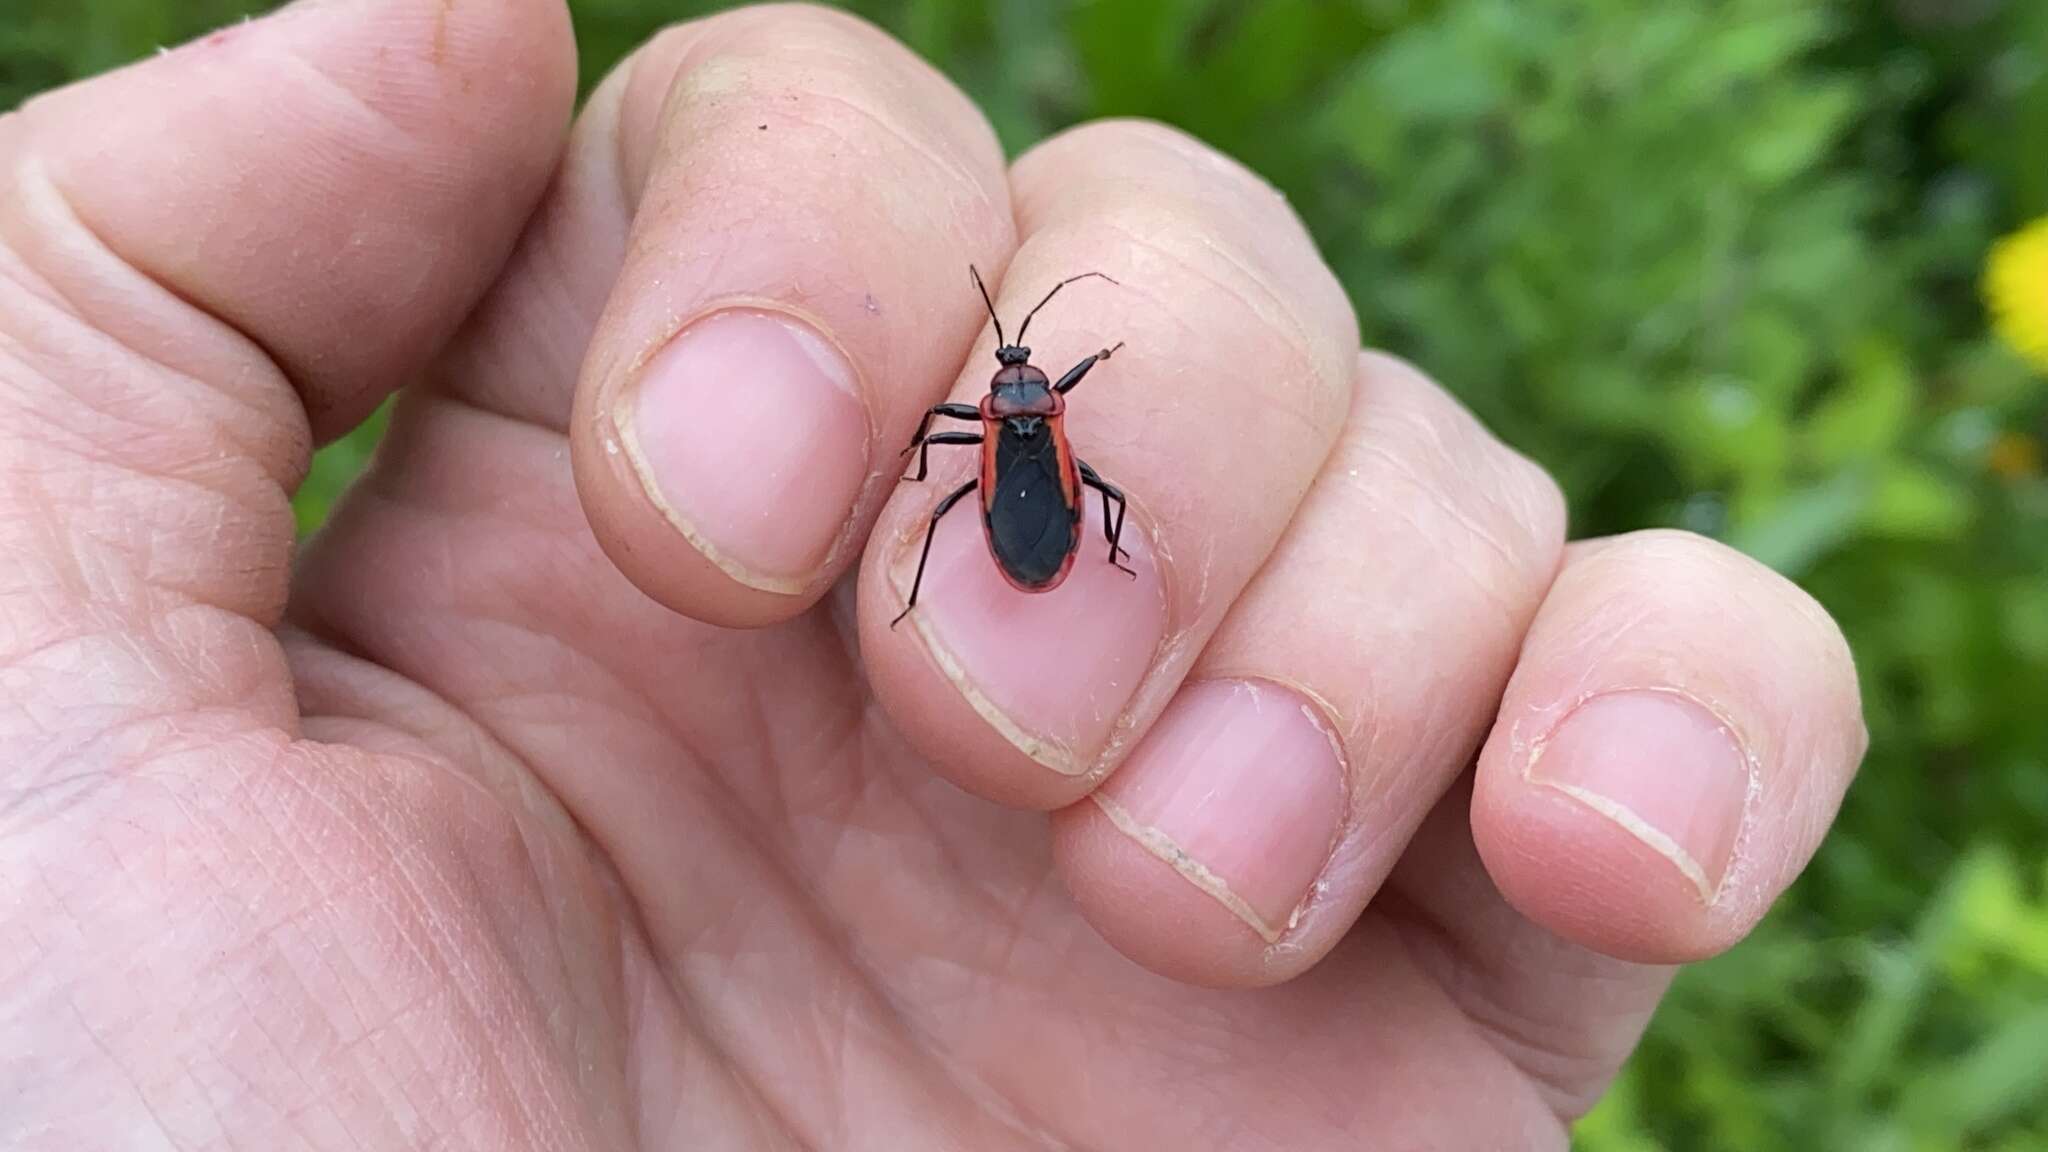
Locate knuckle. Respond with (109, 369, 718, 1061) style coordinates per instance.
(1039, 117, 1284, 201)
(636, 4, 1003, 224)
(1019, 118, 1314, 262)
(1497, 444, 1569, 559)
(1014, 118, 1355, 362)
(1572, 527, 1863, 708)
(1353, 352, 1567, 590)
(705, 1, 890, 46)
(1005, 123, 1371, 455)
(675, 3, 961, 122)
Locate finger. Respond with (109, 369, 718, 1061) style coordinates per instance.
(5, 0, 573, 442)
(859, 120, 1360, 809)
(0, 0, 572, 765)
(562, 4, 1015, 628)
(1470, 529, 1867, 964)
(1051, 352, 1568, 985)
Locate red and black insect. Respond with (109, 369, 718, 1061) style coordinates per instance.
(892, 267, 1135, 627)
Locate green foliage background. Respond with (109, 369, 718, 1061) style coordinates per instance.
(6, 0, 2046, 1147)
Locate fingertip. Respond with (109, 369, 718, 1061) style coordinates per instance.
(1471, 752, 1727, 965)
(573, 305, 869, 628)
(565, 2, 1014, 629)
(1471, 530, 1866, 964)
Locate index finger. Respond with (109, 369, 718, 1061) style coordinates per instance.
(568, 6, 1016, 627)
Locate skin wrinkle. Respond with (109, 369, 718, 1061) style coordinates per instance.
(57, 784, 228, 1144)
(404, 828, 581, 1149)
(304, 481, 1023, 1147)
(207, 815, 394, 1149)
(1380, 889, 1628, 1120)
(760, 88, 999, 232)
(2, 706, 271, 825)
(0, 622, 287, 786)
(3, 161, 308, 482)
(1022, 123, 1328, 291)
(2, 293, 300, 655)
(1058, 216, 1348, 435)
(1346, 395, 1555, 592)
(273, 45, 429, 159)
(1, 388, 274, 525)
(640, 12, 1002, 234)
(16, 456, 290, 621)
(1351, 468, 1527, 623)
(61, 995, 183, 1148)
(1057, 216, 1343, 399)
(790, 752, 1076, 1150)
(850, 715, 1043, 948)
(761, 663, 872, 851)
(0, 203, 297, 467)
(818, 862, 1075, 1148)
(326, 759, 547, 1143)
(281, 728, 599, 1143)
(0, 339, 271, 489)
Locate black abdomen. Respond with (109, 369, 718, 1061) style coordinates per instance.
(986, 423, 1077, 588)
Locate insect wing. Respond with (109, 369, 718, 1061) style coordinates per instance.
(983, 420, 1080, 589)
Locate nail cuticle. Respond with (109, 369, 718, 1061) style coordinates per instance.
(1090, 791, 1290, 943)
(610, 398, 812, 596)
(1524, 685, 1760, 905)
(1095, 677, 1351, 944)
(612, 300, 873, 592)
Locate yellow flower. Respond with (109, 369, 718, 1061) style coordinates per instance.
(1987, 216, 2048, 373)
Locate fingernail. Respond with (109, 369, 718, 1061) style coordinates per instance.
(892, 490, 1168, 774)
(1092, 680, 1345, 942)
(1528, 690, 1752, 902)
(615, 309, 868, 593)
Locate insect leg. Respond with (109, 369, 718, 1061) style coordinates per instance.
(1053, 342, 1126, 394)
(892, 479, 979, 628)
(901, 402, 982, 459)
(903, 431, 982, 482)
(1078, 460, 1137, 578)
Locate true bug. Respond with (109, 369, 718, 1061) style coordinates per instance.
(891, 266, 1135, 627)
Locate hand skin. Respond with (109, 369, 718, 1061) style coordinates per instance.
(0, 2, 1868, 1148)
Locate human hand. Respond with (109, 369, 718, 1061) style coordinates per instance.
(0, 2, 1868, 1147)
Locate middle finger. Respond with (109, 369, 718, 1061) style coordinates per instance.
(860, 120, 1358, 809)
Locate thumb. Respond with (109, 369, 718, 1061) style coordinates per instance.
(0, 0, 572, 772)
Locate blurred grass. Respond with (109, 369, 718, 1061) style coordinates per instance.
(6, 0, 2047, 1147)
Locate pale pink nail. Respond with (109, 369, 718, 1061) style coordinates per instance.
(893, 490, 1168, 774)
(617, 309, 868, 592)
(1093, 680, 1346, 941)
(1528, 690, 1752, 902)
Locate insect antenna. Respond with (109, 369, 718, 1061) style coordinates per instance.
(969, 265, 1005, 348)
(1016, 271, 1119, 343)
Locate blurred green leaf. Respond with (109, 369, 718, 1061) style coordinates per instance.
(1863, 461, 1976, 540)
(1807, 339, 1914, 466)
